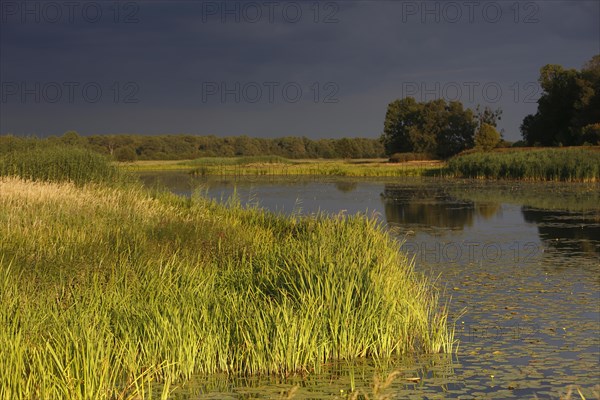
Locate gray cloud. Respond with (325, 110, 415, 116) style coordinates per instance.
(1, 0, 598, 140)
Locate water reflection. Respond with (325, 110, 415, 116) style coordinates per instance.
(382, 185, 501, 230)
(334, 181, 358, 193)
(522, 207, 600, 258)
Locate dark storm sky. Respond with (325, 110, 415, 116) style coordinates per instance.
(0, 0, 598, 141)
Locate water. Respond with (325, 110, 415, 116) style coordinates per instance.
(139, 172, 600, 399)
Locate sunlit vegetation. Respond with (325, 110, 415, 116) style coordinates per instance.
(116, 157, 444, 177)
(0, 145, 122, 185)
(187, 159, 444, 177)
(381, 98, 479, 158)
(0, 147, 454, 399)
(447, 147, 600, 182)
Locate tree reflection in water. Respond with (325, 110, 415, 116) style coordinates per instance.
(522, 207, 600, 258)
(382, 185, 501, 230)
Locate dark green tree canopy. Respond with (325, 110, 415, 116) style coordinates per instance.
(521, 54, 600, 146)
(381, 97, 477, 158)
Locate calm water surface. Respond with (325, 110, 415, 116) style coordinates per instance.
(139, 172, 600, 399)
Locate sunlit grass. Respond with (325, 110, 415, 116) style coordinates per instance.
(447, 147, 600, 182)
(0, 173, 454, 398)
(0, 146, 122, 185)
(118, 157, 445, 177)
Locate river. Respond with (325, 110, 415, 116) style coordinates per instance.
(139, 172, 600, 399)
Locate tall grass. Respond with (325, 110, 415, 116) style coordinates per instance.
(447, 147, 600, 182)
(188, 161, 443, 177)
(0, 173, 454, 398)
(117, 156, 444, 176)
(0, 146, 121, 185)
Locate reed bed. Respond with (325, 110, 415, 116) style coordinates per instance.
(0, 171, 454, 398)
(0, 146, 122, 185)
(447, 147, 600, 182)
(118, 157, 444, 177)
(188, 162, 442, 177)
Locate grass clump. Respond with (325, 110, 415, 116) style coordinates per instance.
(447, 147, 600, 182)
(0, 146, 121, 185)
(0, 174, 454, 399)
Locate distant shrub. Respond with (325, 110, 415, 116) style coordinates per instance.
(114, 146, 138, 162)
(388, 152, 432, 163)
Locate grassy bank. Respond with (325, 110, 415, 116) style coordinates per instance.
(119, 156, 445, 177)
(447, 147, 600, 182)
(0, 149, 453, 399)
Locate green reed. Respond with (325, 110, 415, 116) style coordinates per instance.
(447, 147, 600, 182)
(0, 155, 454, 398)
(0, 146, 122, 185)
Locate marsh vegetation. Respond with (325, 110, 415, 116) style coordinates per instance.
(447, 147, 600, 182)
(0, 148, 453, 399)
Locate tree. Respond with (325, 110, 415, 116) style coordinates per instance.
(60, 131, 86, 147)
(573, 55, 600, 137)
(334, 138, 361, 158)
(437, 101, 476, 158)
(381, 97, 422, 155)
(475, 105, 502, 127)
(581, 123, 600, 145)
(381, 97, 476, 158)
(234, 136, 260, 156)
(114, 146, 137, 162)
(521, 55, 600, 146)
(409, 99, 444, 155)
(475, 123, 501, 151)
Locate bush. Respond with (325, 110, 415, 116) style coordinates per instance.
(389, 152, 432, 163)
(114, 146, 138, 162)
(475, 123, 501, 151)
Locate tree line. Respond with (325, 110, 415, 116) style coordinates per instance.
(381, 54, 599, 158)
(3, 55, 597, 162)
(0, 133, 386, 161)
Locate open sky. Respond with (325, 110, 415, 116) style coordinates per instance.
(1, 0, 598, 141)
